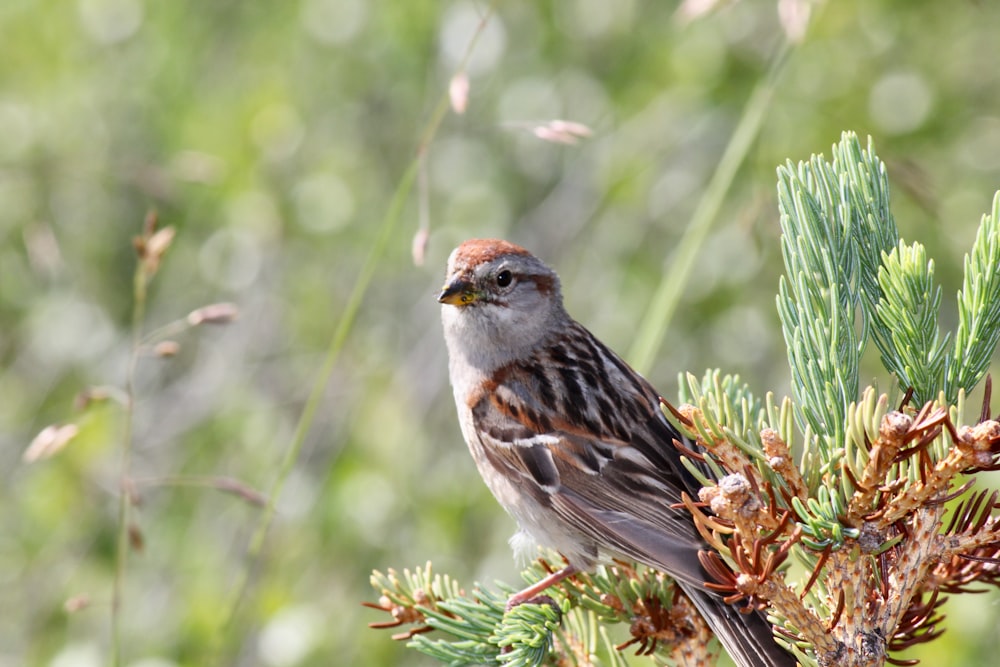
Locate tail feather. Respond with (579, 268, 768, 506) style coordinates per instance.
(680, 583, 797, 667)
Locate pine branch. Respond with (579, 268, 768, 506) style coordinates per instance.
(368, 560, 718, 666)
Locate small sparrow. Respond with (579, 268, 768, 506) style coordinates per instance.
(438, 239, 794, 667)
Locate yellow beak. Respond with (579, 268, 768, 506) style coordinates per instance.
(437, 279, 478, 306)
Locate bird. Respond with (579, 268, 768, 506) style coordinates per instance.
(437, 238, 795, 667)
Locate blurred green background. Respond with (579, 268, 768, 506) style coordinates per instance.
(3, 0, 1000, 665)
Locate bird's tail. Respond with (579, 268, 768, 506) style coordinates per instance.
(681, 582, 798, 667)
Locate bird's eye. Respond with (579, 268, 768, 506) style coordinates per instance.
(495, 270, 513, 288)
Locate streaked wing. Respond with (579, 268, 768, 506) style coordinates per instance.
(470, 322, 709, 586)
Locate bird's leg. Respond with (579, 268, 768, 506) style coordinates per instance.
(505, 564, 579, 611)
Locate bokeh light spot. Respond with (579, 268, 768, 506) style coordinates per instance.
(869, 71, 934, 135)
(293, 172, 355, 233)
(300, 0, 368, 45)
(77, 0, 143, 44)
(439, 2, 507, 74)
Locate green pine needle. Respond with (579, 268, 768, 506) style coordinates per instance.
(873, 241, 949, 405)
(947, 191, 1000, 400)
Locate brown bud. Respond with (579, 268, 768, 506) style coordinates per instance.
(600, 593, 625, 613)
(880, 411, 913, 440)
(760, 428, 787, 459)
(154, 341, 180, 357)
(963, 420, 1000, 449)
(718, 474, 752, 503)
(128, 523, 145, 553)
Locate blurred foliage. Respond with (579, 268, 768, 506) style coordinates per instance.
(2, 1, 1000, 666)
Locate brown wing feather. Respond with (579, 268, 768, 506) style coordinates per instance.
(469, 330, 797, 667)
(469, 321, 711, 585)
